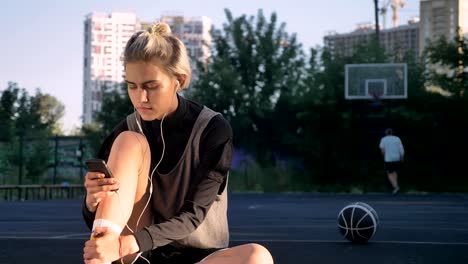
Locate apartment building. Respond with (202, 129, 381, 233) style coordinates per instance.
(419, 0, 468, 53)
(324, 19, 420, 58)
(82, 12, 139, 124)
(83, 12, 212, 124)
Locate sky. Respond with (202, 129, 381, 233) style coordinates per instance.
(0, 0, 419, 134)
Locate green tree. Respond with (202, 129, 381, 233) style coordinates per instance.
(0, 84, 65, 183)
(16, 89, 64, 181)
(81, 82, 133, 156)
(97, 83, 133, 136)
(296, 40, 390, 186)
(424, 29, 468, 98)
(190, 9, 305, 165)
(419, 30, 468, 190)
(0, 82, 20, 141)
(81, 122, 103, 157)
(35, 91, 65, 134)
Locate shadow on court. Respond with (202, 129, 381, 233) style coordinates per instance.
(0, 193, 467, 263)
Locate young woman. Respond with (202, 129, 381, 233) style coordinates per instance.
(82, 22, 273, 264)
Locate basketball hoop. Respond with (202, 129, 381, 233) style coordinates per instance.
(369, 92, 383, 107)
(344, 63, 407, 100)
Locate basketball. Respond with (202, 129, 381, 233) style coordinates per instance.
(337, 202, 379, 243)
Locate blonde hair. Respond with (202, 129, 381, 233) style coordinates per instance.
(123, 22, 191, 89)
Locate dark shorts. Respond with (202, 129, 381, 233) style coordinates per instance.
(132, 245, 224, 264)
(385, 161, 401, 173)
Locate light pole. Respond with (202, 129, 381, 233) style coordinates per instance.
(18, 132, 23, 185)
(53, 135, 58, 184)
(374, 0, 380, 48)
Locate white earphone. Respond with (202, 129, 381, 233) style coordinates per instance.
(133, 78, 179, 228)
(175, 80, 179, 92)
(126, 78, 180, 264)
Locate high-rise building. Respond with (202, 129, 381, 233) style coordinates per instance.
(324, 19, 420, 59)
(82, 12, 140, 124)
(165, 15, 212, 85)
(83, 13, 212, 124)
(143, 15, 212, 73)
(419, 0, 468, 53)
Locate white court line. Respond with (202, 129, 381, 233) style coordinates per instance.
(230, 239, 468, 246)
(370, 201, 467, 205)
(51, 233, 90, 238)
(0, 231, 71, 234)
(0, 236, 88, 240)
(0, 235, 467, 246)
(229, 225, 468, 232)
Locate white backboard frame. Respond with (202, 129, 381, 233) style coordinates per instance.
(345, 63, 407, 100)
(365, 79, 387, 96)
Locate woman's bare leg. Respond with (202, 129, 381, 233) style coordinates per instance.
(94, 131, 152, 263)
(198, 243, 274, 264)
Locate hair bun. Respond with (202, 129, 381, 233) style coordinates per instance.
(149, 22, 171, 36)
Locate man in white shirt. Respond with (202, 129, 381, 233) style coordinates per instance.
(379, 128, 405, 194)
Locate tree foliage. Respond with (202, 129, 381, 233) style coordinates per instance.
(81, 82, 133, 155)
(87, 10, 468, 192)
(187, 9, 468, 191)
(189, 9, 305, 164)
(0, 82, 65, 182)
(424, 28, 468, 98)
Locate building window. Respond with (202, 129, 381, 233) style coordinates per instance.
(92, 45, 101, 54)
(194, 23, 203, 34)
(93, 22, 102, 31)
(196, 48, 202, 57)
(184, 24, 192, 34)
(104, 46, 112, 54)
(96, 34, 104, 42)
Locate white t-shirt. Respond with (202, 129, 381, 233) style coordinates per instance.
(379, 135, 404, 162)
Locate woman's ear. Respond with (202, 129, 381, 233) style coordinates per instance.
(175, 75, 186, 90)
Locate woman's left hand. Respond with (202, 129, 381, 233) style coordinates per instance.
(83, 227, 120, 264)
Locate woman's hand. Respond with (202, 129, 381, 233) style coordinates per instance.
(84, 172, 120, 213)
(83, 227, 120, 264)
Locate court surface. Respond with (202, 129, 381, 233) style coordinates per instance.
(0, 193, 467, 263)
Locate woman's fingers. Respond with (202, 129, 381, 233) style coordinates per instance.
(84, 173, 120, 211)
(87, 183, 120, 194)
(83, 230, 120, 263)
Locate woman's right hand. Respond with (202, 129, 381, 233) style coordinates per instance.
(84, 172, 120, 213)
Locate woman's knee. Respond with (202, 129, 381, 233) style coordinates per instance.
(112, 131, 149, 157)
(108, 131, 151, 176)
(245, 243, 274, 264)
(199, 243, 273, 264)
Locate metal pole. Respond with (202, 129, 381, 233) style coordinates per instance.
(79, 137, 84, 181)
(18, 133, 23, 185)
(53, 135, 58, 184)
(374, 0, 380, 47)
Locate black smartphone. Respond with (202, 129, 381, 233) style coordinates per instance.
(85, 159, 114, 178)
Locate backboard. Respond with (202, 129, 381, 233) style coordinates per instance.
(345, 63, 407, 100)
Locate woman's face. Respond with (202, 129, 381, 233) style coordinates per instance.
(125, 61, 179, 121)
